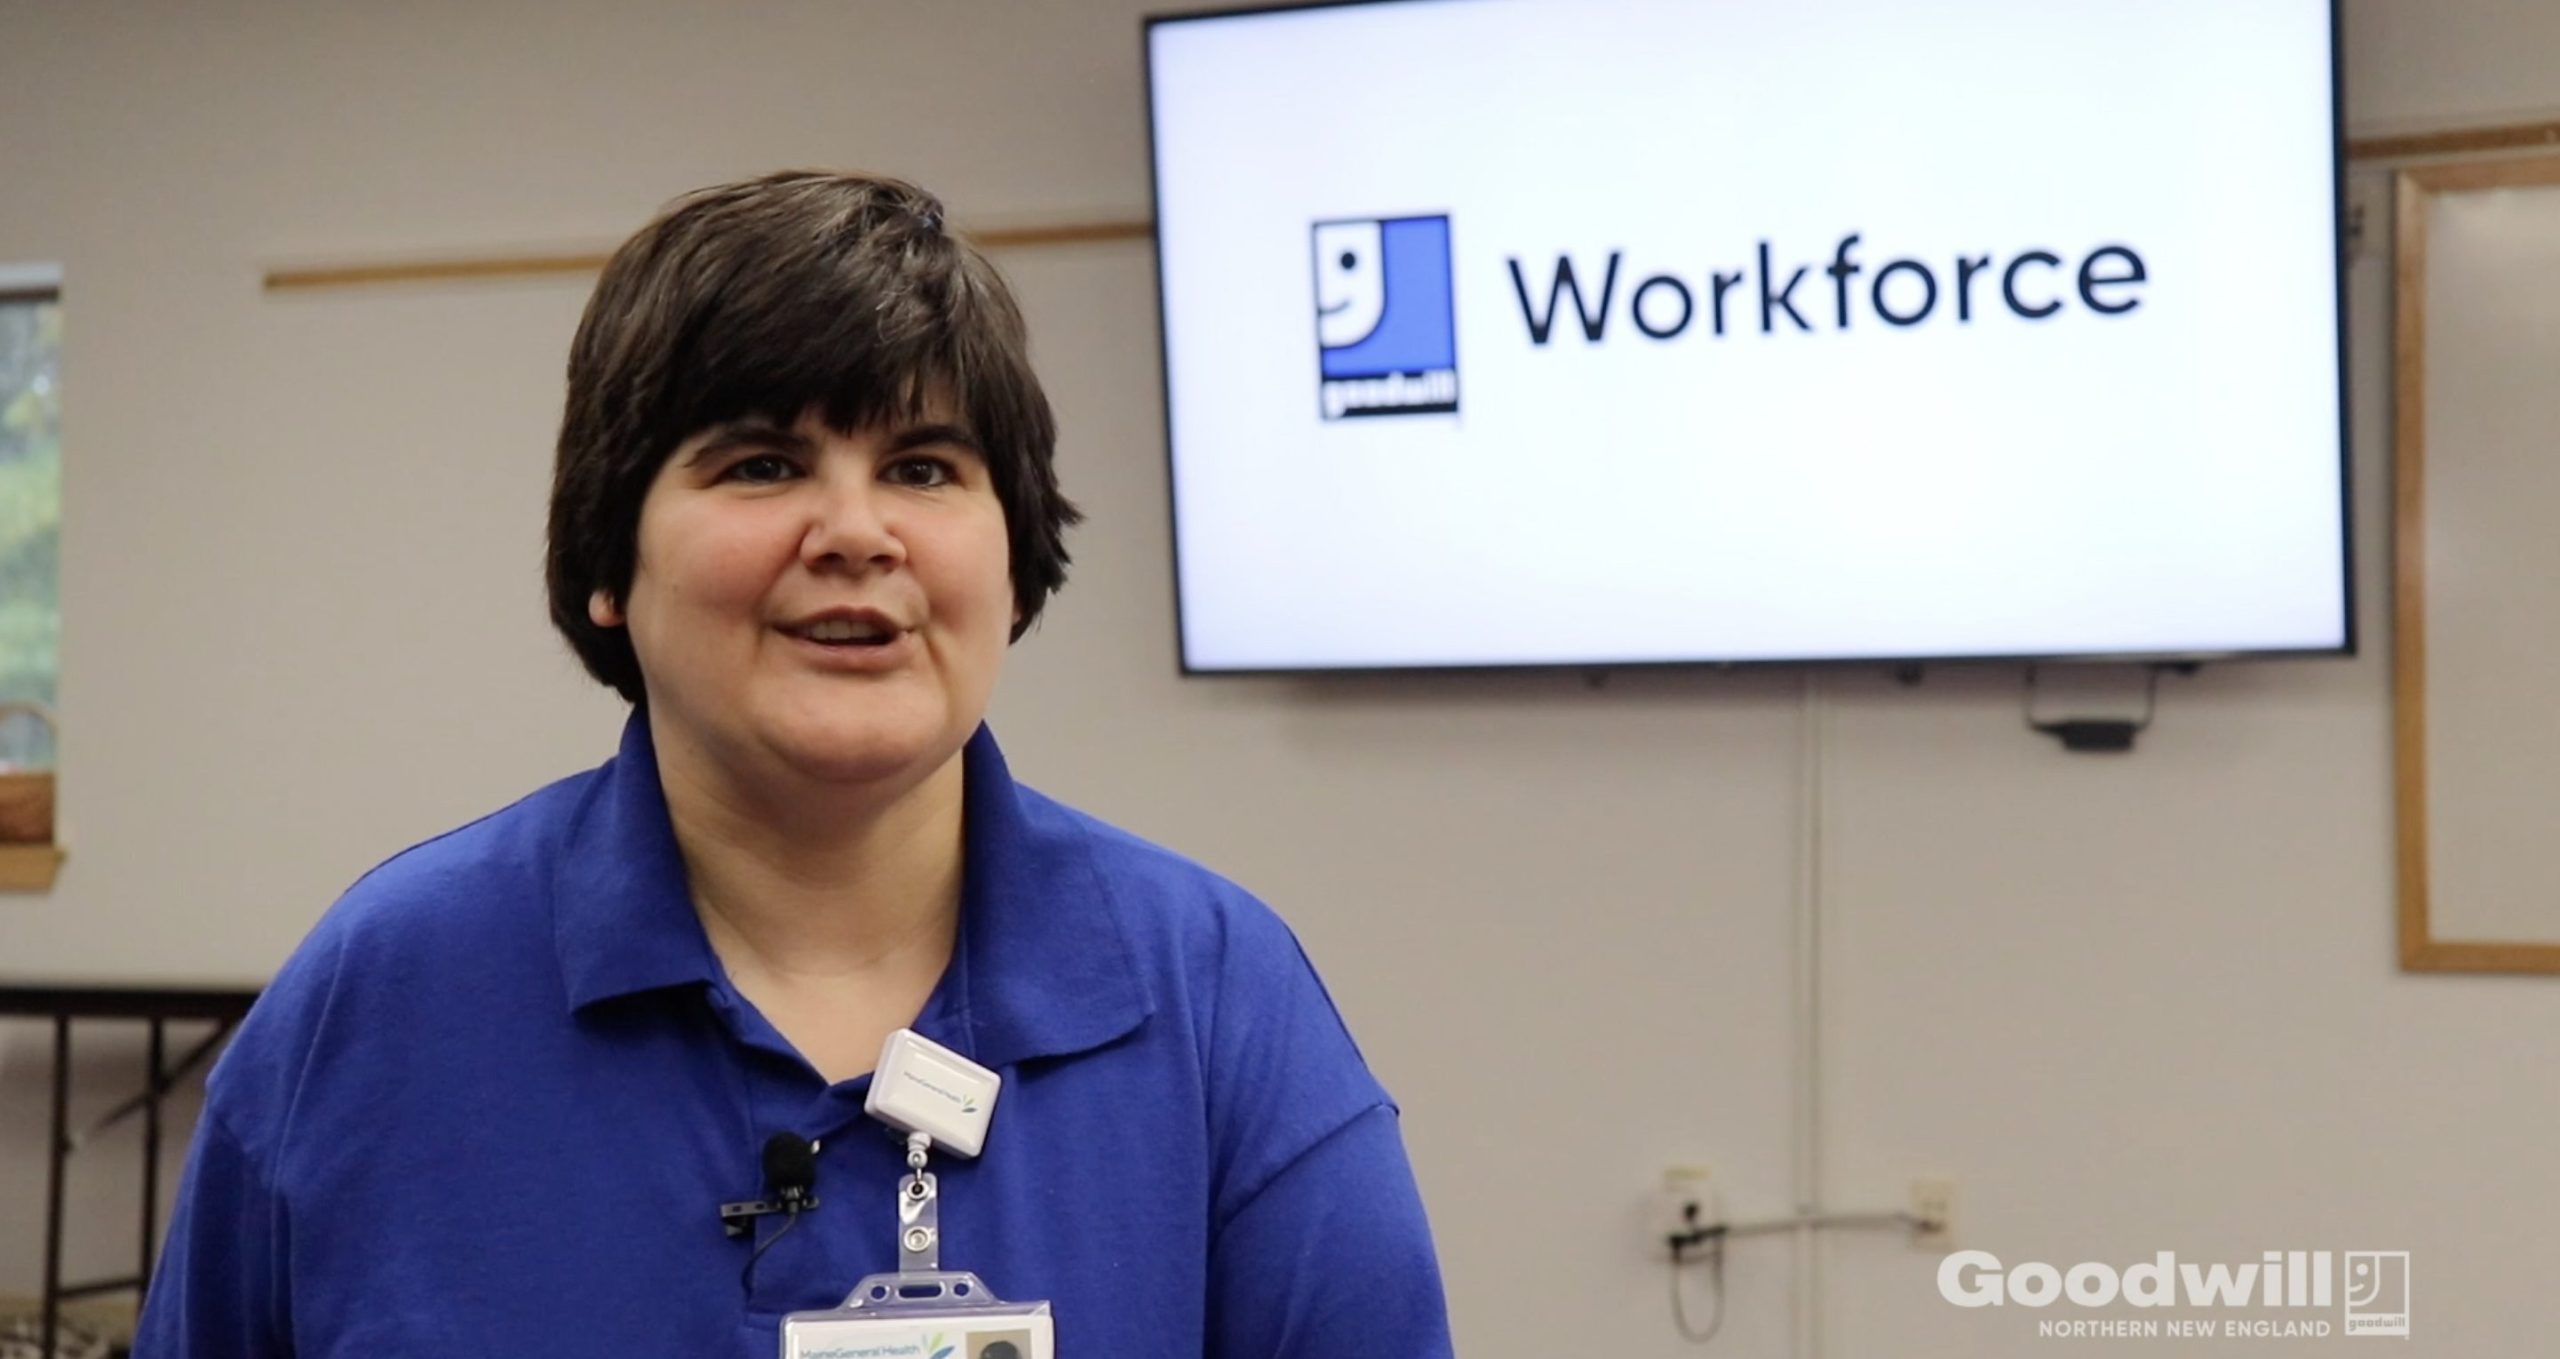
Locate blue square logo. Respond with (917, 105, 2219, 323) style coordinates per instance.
(1312, 214, 1458, 419)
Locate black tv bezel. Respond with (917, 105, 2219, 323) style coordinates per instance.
(1140, 0, 2355, 680)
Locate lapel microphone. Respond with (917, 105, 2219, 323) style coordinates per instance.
(721, 1132, 820, 1239)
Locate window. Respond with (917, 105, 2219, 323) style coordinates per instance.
(0, 265, 61, 773)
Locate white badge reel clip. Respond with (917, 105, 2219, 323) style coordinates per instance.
(781, 1030, 1052, 1359)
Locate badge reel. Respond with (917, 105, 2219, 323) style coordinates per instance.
(780, 1029, 1054, 1359)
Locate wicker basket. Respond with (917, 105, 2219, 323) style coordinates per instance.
(0, 702, 56, 845)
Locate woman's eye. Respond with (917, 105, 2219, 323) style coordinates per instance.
(886, 456, 957, 488)
(722, 454, 798, 484)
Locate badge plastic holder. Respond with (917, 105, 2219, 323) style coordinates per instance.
(780, 1271, 1054, 1359)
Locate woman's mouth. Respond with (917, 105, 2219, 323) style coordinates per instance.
(778, 613, 917, 670)
(791, 617, 900, 647)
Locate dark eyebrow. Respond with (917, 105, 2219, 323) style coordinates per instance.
(680, 419, 981, 467)
(888, 422, 985, 457)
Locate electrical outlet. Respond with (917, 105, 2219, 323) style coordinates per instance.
(1658, 1164, 1719, 1255)
(1910, 1178, 1955, 1249)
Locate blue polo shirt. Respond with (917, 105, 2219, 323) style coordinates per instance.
(135, 716, 1450, 1358)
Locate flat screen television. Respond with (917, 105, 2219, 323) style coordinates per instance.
(1144, 0, 2349, 674)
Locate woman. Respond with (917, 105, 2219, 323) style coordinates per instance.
(136, 171, 1450, 1357)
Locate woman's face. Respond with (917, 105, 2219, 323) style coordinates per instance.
(592, 405, 1015, 798)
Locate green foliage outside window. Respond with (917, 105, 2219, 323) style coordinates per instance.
(0, 293, 60, 770)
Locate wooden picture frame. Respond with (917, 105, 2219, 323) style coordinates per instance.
(2393, 154, 2560, 973)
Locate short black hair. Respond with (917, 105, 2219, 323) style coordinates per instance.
(546, 170, 1081, 703)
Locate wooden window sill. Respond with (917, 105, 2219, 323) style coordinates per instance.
(0, 844, 64, 890)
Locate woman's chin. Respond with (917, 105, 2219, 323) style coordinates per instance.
(763, 721, 959, 790)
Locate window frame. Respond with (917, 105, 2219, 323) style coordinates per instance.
(0, 263, 64, 889)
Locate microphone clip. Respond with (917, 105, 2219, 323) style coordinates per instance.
(720, 1190, 820, 1239)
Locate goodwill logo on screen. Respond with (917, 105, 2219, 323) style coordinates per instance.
(1312, 214, 1460, 420)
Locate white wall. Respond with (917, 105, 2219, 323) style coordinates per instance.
(2, 2, 2556, 1354)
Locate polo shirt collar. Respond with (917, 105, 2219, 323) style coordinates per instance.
(552, 712, 715, 1010)
(552, 712, 1151, 1071)
(947, 720, 1154, 1069)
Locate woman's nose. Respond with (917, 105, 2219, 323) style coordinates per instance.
(798, 474, 905, 571)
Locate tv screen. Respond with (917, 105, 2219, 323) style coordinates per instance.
(1145, 0, 2348, 673)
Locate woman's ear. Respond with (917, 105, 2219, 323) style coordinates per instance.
(588, 588, 625, 629)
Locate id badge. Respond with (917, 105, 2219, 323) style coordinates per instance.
(781, 1271, 1054, 1359)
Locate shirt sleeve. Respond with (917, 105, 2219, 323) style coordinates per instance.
(1207, 1103, 1453, 1359)
(1197, 893, 1453, 1359)
(133, 1107, 292, 1358)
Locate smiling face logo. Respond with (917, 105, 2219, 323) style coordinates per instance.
(1310, 214, 1458, 419)
(1314, 221, 1388, 349)
(2342, 1252, 2410, 1336)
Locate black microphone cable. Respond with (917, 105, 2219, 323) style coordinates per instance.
(740, 1210, 804, 1290)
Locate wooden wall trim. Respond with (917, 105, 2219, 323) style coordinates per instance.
(2350, 119, 2560, 164)
(262, 218, 1152, 294)
(2390, 155, 2560, 976)
(2391, 169, 2430, 971)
